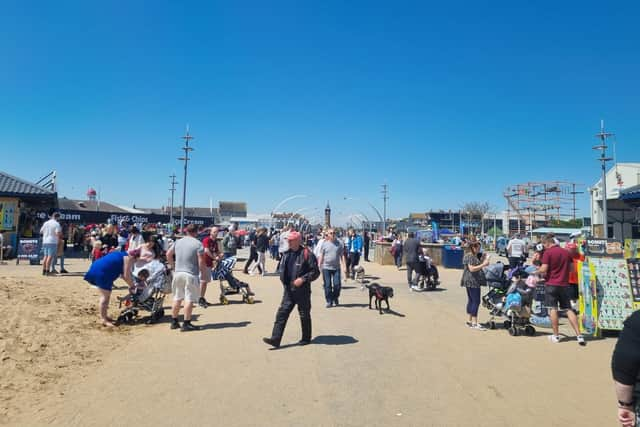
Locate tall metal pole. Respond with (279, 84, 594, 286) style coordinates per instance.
(381, 183, 388, 234)
(593, 120, 613, 238)
(169, 173, 177, 227)
(178, 126, 194, 234)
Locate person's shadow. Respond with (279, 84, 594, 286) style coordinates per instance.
(199, 321, 252, 330)
(270, 335, 359, 350)
(311, 335, 358, 345)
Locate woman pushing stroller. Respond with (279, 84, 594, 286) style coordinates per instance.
(84, 249, 142, 327)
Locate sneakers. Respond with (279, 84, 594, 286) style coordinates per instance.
(465, 321, 472, 328)
(170, 319, 181, 330)
(325, 302, 332, 308)
(181, 321, 200, 332)
(333, 300, 339, 307)
(470, 323, 487, 331)
(198, 297, 208, 309)
(60, 269, 69, 274)
(548, 335, 561, 343)
(262, 337, 280, 348)
(576, 335, 586, 346)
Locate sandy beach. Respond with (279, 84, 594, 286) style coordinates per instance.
(1, 254, 618, 426)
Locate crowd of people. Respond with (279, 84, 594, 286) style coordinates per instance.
(20, 213, 640, 425)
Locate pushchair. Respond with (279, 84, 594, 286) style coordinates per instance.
(502, 277, 536, 336)
(213, 257, 255, 304)
(415, 253, 440, 291)
(482, 262, 510, 328)
(117, 260, 172, 324)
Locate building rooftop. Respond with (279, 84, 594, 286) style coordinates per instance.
(0, 171, 56, 198)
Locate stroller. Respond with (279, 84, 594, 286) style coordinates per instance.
(502, 273, 536, 336)
(213, 257, 255, 304)
(482, 262, 510, 327)
(415, 253, 440, 291)
(117, 260, 172, 324)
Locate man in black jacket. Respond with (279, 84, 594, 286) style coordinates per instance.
(263, 231, 320, 348)
(404, 232, 421, 290)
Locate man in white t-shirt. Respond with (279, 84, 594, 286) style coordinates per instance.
(40, 212, 62, 275)
(506, 234, 527, 269)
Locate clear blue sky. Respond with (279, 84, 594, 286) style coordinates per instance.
(2, 1, 639, 224)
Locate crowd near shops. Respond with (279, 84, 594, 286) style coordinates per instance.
(17, 210, 640, 426)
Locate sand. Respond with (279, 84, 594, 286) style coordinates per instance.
(0, 254, 619, 426)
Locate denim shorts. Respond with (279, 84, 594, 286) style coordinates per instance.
(42, 243, 57, 257)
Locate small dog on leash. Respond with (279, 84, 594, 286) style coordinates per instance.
(366, 283, 394, 314)
(352, 265, 365, 286)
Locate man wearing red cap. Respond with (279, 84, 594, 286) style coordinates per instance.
(263, 231, 320, 348)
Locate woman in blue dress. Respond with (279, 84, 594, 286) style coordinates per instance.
(84, 250, 138, 327)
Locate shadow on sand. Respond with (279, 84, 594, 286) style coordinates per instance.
(199, 321, 252, 330)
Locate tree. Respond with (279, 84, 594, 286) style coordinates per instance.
(461, 201, 492, 235)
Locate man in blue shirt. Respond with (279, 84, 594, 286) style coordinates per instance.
(345, 228, 363, 280)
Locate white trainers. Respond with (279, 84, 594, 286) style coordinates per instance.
(548, 335, 561, 343)
(576, 335, 586, 346)
(471, 323, 487, 331)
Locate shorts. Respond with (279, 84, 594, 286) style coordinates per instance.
(42, 243, 57, 257)
(200, 266, 212, 283)
(545, 285, 572, 310)
(172, 272, 200, 302)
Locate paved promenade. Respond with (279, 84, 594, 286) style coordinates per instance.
(3, 253, 617, 427)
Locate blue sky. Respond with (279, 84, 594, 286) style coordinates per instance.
(2, 1, 639, 224)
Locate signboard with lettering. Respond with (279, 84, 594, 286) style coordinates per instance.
(17, 238, 41, 265)
(584, 239, 624, 258)
(590, 257, 634, 331)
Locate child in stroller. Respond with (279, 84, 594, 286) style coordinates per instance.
(483, 263, 536, 336)
(414, 250, 440, 291)
(117, 260, 172, 324)
(502, 267, 536, 336)
(213, 256, 255, 304)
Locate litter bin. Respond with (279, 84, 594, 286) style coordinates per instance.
(442, 245, 464, 269)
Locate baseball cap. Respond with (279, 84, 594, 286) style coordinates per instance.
(287, 231, 301, 241)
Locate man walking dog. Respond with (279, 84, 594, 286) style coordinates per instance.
(263, 231, 320, 348)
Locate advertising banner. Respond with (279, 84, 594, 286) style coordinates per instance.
(17, 238, 40, 264)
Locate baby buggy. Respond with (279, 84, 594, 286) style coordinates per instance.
(482, 262, 510, 327)
(117, 260, 172, 324)
(415, 253, 440, 291)
(502, 276, 536, 337)
(213, 257, 255, 304)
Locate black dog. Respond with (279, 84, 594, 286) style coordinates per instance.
(366, 283, 394, 314)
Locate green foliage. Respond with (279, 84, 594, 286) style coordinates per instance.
(548, 219, 583, 228)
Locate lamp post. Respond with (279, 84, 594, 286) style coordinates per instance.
(178, 126, 194, 234)
(593, 120, 613, 239)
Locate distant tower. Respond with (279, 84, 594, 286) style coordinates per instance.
(87, 188, 97, 201)
(324, 201, 331, 228)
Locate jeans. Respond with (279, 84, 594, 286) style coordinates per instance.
(466, 287, 481, 317)
(346, 252, 360, 278)
(322, 269, 341, 304)
(394, 253, 403, 268)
